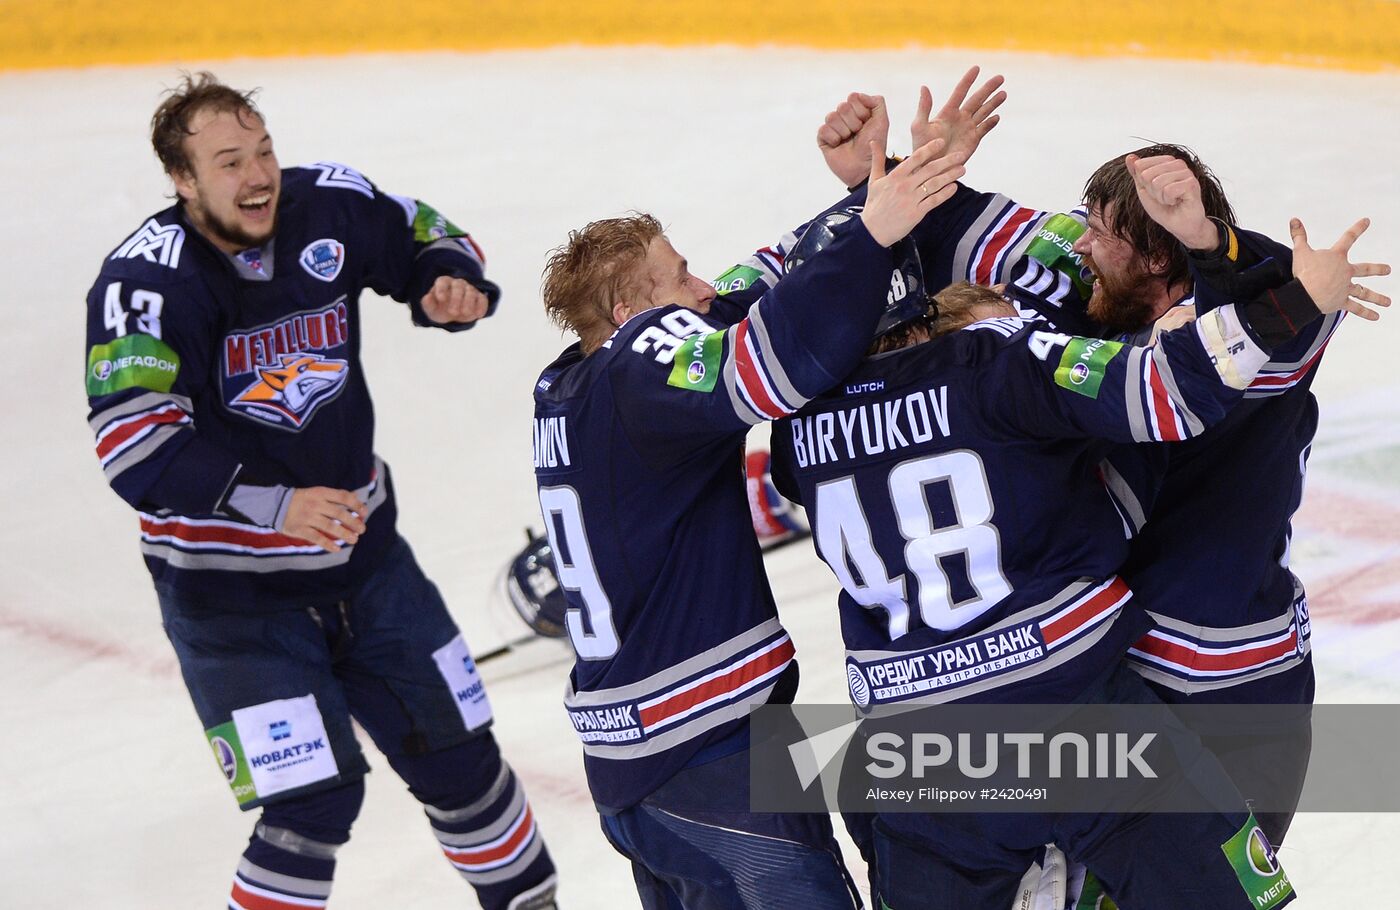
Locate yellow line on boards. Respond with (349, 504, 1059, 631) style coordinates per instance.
(2, 1, 1396, 73)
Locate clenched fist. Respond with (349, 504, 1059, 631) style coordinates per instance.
(421, 275, 489, 325)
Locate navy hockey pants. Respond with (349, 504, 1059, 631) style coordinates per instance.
(159, 535, 556, 908)
(870, 664, 1294, 910)
(600, 745, 861, 909)
(1145, 656, 1315, 846)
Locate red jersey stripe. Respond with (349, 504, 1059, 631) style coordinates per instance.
(1250, 343, 1328, 388)
(974, 208, 1035, 286)
(1145, 359, 1183, 442)
(732, 321, 785, 419)
(1040, 578, 1130, 645)
(1134, 630, 1298, 673)
(640, 638, 795, 729)
(140, 516, 311, 550)
(230, 880, 324, 910)
(95, 406, 187, 460)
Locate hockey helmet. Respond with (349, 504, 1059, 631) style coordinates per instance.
(504, 531, 568, 639)
(784, 206, 931, 336)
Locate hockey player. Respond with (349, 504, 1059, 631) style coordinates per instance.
(767, 177, 1384, 908)
(83, 74, 556, 909)
(813, 72, 1390, 848)
(531, 137, 967, 907)
(505, 445, 808, 644)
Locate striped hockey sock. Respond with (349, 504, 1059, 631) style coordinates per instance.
(228, 822, 340, 910)
(425, 762, 556, 910)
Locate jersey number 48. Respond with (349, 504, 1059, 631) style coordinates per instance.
(814, 450, 1011, 638)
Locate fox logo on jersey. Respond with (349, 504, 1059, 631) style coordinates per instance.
(222, 301, 353, 430)
(231, 352, 349, 428)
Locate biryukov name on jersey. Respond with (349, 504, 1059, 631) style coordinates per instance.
(790, 386, 952, 468)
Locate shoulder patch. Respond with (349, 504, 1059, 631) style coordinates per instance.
(410, 200, 466, 243)
(111, 218, 185, 269)
(1053, 337, 1122, 398)
(713, 264, 763, 296)
(87, 334, 180, 396)
(308, 161, 374, 199)
(667, 329, 725, 392)
(1024, 212, 1093, 300)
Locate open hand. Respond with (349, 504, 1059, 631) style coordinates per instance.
(1290, 217, 1392, 320)
(911, 65, 1006, 168)
(861, 137, 966, 248)
(282, 487, 368, 553)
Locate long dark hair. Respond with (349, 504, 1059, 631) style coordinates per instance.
(1083, 143, 1236, 289)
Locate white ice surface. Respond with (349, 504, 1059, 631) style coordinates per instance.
(1, 48, 1397, 908)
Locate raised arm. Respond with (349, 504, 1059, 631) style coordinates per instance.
(621, 141, 967, 459)
(910, 65, 1006, 169)
(1130, 153, 1390, 395)
(329, 163, 500, 331)
(815, 66, 1005, 188)
(991, 226, 1380, 446)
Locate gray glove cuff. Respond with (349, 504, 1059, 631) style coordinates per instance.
(225, 483, 294, 530)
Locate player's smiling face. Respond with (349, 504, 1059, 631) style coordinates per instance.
(1073, 201, 1159, 334)
(172, 106, 281, 254)
(1074, 203, 1137, 289)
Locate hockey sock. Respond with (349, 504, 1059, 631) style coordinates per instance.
(402, 739, 556, 910)
(229, 781, 363, 910)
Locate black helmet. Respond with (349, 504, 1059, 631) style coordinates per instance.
(785, 206, 931, 336)
(504, 531, 568, 639)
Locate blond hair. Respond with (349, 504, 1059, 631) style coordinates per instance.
(541, 214, 664, 351)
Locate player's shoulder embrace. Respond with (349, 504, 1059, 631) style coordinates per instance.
(535, 305, 727, 405)
(870, 316, 1052, 390)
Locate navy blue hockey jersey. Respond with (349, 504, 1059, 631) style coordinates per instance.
(1121, 233, 1338, 700)
(85, 162, 495, 610)
(769, 306, 1279, 709)
(532, 217, 893, 813)
(911, 183, 1338, 699)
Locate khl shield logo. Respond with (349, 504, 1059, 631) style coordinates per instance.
(212, 736, 238, 782)
(300, 239, 345, 282)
